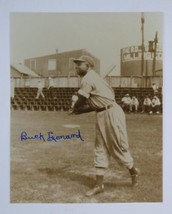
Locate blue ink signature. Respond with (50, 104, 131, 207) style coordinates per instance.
(20, 130, 84, 143)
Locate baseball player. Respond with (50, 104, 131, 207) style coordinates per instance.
(69, 55, 139, 197)
(151, 95, 161, 114)
(141, 95, 152, 114)
(130, 96, 139, 112)
(152, 83, 159, 95)
(35, 80, 45, 99)
(121, 94, 131, 112)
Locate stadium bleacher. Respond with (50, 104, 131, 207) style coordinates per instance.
(11, 87, 162, 112)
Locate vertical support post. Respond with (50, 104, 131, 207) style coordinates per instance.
(141, 12, 145, 77)
(152, 32, 158, 76)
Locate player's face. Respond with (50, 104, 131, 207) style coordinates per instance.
(75, 62, 89, 76)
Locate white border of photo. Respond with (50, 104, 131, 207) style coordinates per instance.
(0, 0, 172, 214)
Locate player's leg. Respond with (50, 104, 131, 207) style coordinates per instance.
(35, 89, 40, 99)
(98, 104, 139, 187)
(85, 123, 110, 196)
(40, 91, 45, 99)
(111, 104, 139, 186)
(135, 104, 138, 112)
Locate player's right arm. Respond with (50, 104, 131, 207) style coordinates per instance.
(68, 74, 96, 114)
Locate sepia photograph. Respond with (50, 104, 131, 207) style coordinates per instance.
(10, 12, 163, 203)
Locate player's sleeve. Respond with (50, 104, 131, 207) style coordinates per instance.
(77, 81, 92, 99)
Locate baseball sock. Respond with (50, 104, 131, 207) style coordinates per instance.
(128, 166, 138, 175)
(96, 175, 104, 188)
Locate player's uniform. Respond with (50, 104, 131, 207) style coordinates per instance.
(142, 97, 152, 113)
(130, 97, 139, 112)
(36, 81, 45, 99)
(121, 96, 131, 105)
(151, 96, 161, 113)
(77, 69, 134, 175)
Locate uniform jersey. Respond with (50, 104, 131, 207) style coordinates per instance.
(78, 70, 115, 109)
(130, 97, 139, 105)
(121, 97, 131, 105)
(152, 97, 161, 106)
(143, 98, 152, 106)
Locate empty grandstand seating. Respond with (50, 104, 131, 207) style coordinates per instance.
(11, 87, 162, 112)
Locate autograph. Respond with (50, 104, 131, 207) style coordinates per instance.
(20, 130, 84, 142)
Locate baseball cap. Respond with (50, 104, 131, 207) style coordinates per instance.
(73, 55, 95, 67)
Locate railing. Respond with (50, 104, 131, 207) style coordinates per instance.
(11, 75, 163, 88)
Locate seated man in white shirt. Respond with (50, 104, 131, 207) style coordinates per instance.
(141, 95, 152, 114)
(129, 96, 139, 112)
(151, 96, 161, 114)
(121, 94, 131, 112)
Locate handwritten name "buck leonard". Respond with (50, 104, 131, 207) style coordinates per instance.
(20, 130, 84, 142)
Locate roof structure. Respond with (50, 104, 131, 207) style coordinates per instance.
(11, 63, 39, 77)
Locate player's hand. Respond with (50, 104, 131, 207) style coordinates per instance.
(68, 108, 74, 114)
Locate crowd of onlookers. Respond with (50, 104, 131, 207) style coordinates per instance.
(120, 83, 162, 114)
(121, 93, 161, 114)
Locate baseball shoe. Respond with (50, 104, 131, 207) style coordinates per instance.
(131, 168, 140, 187)
(85, 184, 104, 197)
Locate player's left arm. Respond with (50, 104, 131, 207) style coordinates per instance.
(69, 93, 95, 114)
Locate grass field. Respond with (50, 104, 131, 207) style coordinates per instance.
(10, 111, 162, 203)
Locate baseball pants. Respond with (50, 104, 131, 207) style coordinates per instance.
(94, 103, 134, 175)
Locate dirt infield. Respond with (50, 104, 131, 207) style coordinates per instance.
(10, 111, 162, 203)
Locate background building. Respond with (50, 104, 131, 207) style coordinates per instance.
(11, 63, 39, 78)
(120, 44, 163, 76)
(24, 49, 100, 77)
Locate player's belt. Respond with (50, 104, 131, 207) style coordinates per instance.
(96, 103, 114, 113)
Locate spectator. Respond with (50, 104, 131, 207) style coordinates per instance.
(130, 96, 139, 112)
(121, 94, 131, 112)
(151, 95, 161, 114)
(35, 80, 45, 99)
(141, 95, 152, 114)
(152, 83, 159, 95)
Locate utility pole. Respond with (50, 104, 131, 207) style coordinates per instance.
(141, 12, 145, 77)
(152, 32, 158, 76)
